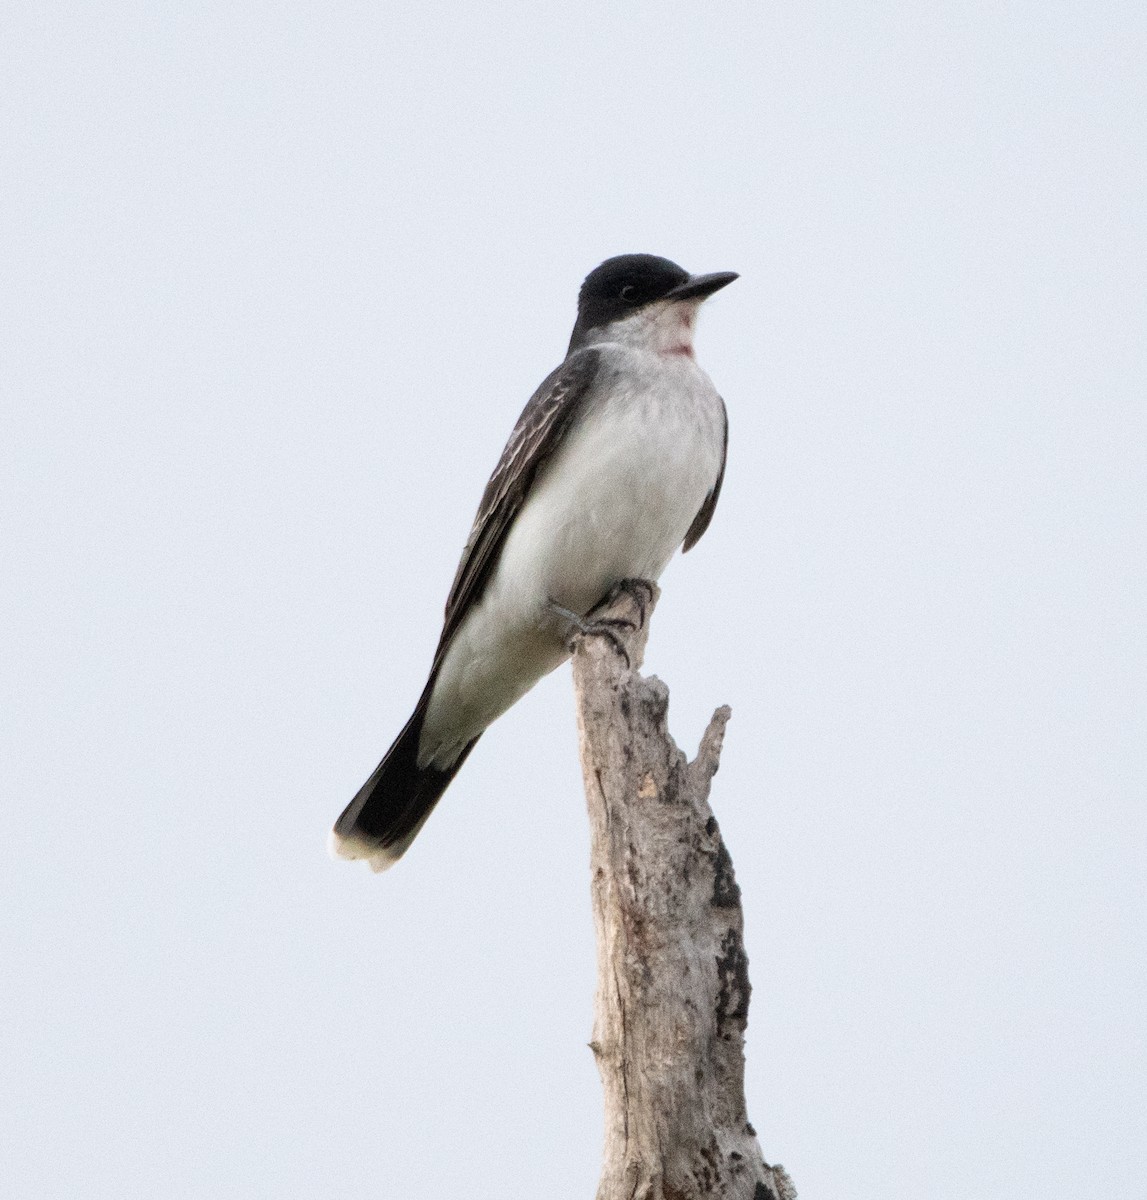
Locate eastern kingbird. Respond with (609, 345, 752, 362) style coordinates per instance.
(331, 253, 738, 870)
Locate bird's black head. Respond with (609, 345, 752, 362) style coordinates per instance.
(568, 254, 738, 354)
(577, 254, 691, 329)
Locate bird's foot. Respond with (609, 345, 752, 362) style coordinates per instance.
(548, 600, 634, 668)
(590, 578, 657, 630)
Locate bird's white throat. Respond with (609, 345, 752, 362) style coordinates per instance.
(583, 298, 702, 358)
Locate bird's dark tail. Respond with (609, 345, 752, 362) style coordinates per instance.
(330, 695, 480, 872)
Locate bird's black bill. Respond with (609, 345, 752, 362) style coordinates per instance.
(665, 270, 739, 302)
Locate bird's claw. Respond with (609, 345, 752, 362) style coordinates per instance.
(548, 601, 634, 668)
(591, 578, 657, 630)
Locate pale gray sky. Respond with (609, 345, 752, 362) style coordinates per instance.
(2, 1, 1144, 1197)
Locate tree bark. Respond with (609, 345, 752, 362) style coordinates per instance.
(571, 584, 796, 1200)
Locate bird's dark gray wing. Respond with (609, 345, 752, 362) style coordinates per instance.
(682, 396, 728, 553)
(436, 348, 603, 653)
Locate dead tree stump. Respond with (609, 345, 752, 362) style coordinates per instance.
(570, 584, 795, 1200)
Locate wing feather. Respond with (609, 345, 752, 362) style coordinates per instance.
(436, 349, 603, 652)
(682, 395, 728, 553)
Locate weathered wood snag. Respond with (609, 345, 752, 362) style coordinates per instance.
(571, 584, 796, 1200)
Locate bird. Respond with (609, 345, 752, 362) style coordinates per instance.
(331, 253, 738, 871)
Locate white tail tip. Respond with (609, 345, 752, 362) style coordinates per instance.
(327, 826, 401, 873)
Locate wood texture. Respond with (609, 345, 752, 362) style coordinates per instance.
(571, 584, 796, 1200)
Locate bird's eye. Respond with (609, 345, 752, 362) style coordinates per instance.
(619, 284, 639, 303)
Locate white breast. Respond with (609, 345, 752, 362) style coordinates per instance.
(502, 348, 723, 613)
